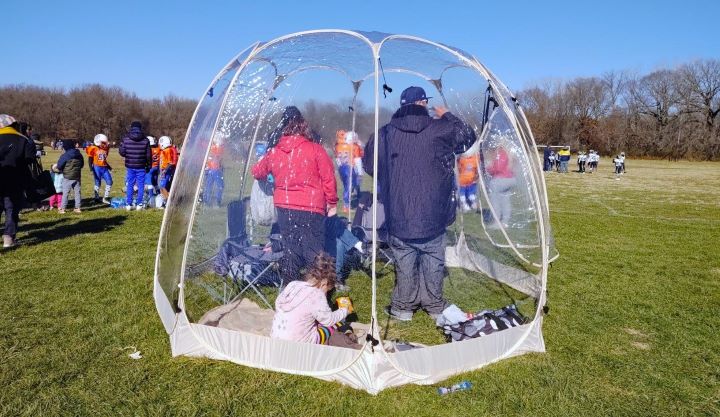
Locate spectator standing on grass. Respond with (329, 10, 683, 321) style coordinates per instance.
(619, 152, 626, 174)
(558, 146, 571, 173)
(48, 165, 63, 210)
(56, 139, 84, 214)
(0, 114, 35, 248)
(363, 86, 477, 322)
(543, 146, 552, 172)
(486, 144, 516, 227)
(252, 112, 338, 283)
(119, 121, 151, 211)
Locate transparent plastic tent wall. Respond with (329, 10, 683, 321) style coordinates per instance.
(154, 30, 555, 394)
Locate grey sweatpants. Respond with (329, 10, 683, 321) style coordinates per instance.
(489, 177, 517, 225)
(61, 178, 81, 209)
(388, 233, 448, 315)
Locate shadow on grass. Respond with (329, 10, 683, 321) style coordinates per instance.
(18, 217, 72, 233)
(20, 215, 127, 246)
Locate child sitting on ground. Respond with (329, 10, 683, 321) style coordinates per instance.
(271, 253, 353, 346)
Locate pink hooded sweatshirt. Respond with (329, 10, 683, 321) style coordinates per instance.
(271, 280, 348, 344)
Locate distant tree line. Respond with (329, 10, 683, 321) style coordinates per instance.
(4, 59, 718, 161)
(517, 59, 720, 160)
(0, 84, 196, 144)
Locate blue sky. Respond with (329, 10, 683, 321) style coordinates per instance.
(3, 0, 717, 100)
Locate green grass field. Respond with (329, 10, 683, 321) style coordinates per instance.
(1, 151, 719, 416)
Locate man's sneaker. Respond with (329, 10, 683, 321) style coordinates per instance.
(125, 205, 132, 211)
(383, 305, 413, 322)
(135, 204, 145, 211)
(2, 235, 15, 248)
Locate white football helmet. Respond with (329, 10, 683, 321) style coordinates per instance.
(344, 131, 357, 144)
(94, 134, 108, 146)
(159, 136, 172, 149)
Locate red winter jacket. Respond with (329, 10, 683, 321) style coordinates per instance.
(252, 135, 338, 215)
(486, 148, 514, 179)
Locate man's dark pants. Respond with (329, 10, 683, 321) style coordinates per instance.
(388, 232, 448, 316)
(1, 192, 22, 238)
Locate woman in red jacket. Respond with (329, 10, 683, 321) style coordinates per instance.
(252, 115, 338, 281)
(485, 144, 517, 228)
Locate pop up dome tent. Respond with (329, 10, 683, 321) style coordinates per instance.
(154, 30, 556, 394)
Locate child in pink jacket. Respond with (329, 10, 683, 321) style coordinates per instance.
(271, 254, 349, 344)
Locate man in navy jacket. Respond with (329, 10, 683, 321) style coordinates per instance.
(363, 87, 477, 321)
(119, 121, 151, 210)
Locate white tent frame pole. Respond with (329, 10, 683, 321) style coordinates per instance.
(155, 42, 259, 320)
(178, 47, 262, 312)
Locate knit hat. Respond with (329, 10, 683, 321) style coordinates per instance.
(0, 114, 16, 129)
(130, 121, 142, 129)
(62, 139, 76, 151)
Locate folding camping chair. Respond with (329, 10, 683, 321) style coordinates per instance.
(351, 192, 395, 272)
(210, 199, 283, 307)
(226, 243, 283, 308)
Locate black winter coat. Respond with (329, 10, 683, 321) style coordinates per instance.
(57, 148, 84, 180)
(363, 105, 477, 240)
(119, 127, 151, 169)
(0, 127, 36, 194)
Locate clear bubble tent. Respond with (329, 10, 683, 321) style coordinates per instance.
(154, 30, 557, 393)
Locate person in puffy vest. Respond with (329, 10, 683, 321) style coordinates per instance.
(119, 121, 151, 210)
(363, 86, 477, 322)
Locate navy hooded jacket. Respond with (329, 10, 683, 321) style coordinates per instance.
(119, 127, 151, 169)
(363, 104, 477, 240)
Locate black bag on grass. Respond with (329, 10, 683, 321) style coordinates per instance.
(442, 304, 527, 342)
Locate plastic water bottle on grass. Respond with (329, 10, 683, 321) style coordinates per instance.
(437, 381, 472, 395)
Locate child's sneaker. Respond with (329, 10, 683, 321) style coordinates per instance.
(58, 209, 66, 214)
(73, 208, 82, 213)
(125, 205, 132, 211)
(135, 204, 145, 211)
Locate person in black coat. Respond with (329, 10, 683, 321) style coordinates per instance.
(119, 121, 151, 210)
(0, 115, 36, 247)
(363, 87, 477, 321)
